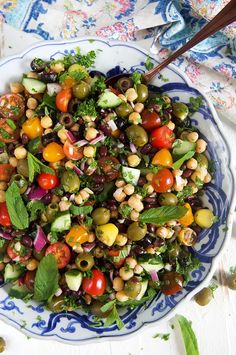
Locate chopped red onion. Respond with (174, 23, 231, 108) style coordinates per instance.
(117, 143, 124, 148)
(66, 131, 76, 144)
(75, 139, 88, 147)
(18, 277, 25, 286)
(27, 186, 48, 200)
(107, 120, 118, 132)
(83, 242, 96, 253)
(130, 142, 137, 153)
(73, 165, 84, 176)
(109, 270, 114, 283)
(69, 194, 75, 201)
(90, 133, 105, 145)
(149, 270, 159, 282)
(0, 230, 13, 240)
(47, 83, 62, 96)
(80, 160, 86, 170)
(34, 225, 47, 252)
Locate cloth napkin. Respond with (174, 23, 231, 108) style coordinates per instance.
(0, 0, 235, 123)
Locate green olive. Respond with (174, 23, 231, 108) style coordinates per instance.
(75, 252, 94, 271)
(227, 274, 236, 290)
(195, 153, 209, 169)
(124, 277, 142, 299)
(46, 203, 59, 222)
(127, 222, 147, 241)
(48, 295, 67, 313)
(90, 300, 112, 318)
(16, 159, 29, 178)
(125, 124, 148, 147)
(136, 84, 148, 103)
(10, 174, 28, 194)
(115, 103, 133, 118)
(172, 102, 189, 121)
(194, 287, 213, 306)
(158, 192, 178, 206)
(33, 247, 46, 261)
(61, 169, 80, 193)
(0, 337, 6, 353)
(116, 77, 134, 92)
(73, 81, 90, 100)
(92, 207, 110, 225)
(68, 64, 88, 77)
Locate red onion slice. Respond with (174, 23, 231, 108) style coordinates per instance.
(149, 270, 159, 282)
(34, 225, 47, 252)
(130, 142, 137, 153)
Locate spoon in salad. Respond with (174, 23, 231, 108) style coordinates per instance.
(106, 0, 236, 86)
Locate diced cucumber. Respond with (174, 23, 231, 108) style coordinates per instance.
(9, 282, 31, 299)
(172, 139, 196, 157)
(139, 256, 164, 274)
(65, 269, 82, 291)
(135, 280, 148, 301)
(97, 90, 123, 108)
(51, 212, 71, 233)
(22, 78, 46, 94)
(122, 166, 140, 185)
(4, 264, 24, 282)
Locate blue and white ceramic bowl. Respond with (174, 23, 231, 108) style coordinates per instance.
(0, 37, 235, 344)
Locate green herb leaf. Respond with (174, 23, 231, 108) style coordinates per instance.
(172, 151, 195, 170)
(6, 119, 16, 130)
(177, 186, 193, 204)
(131, 72, 142, 86)
(229, 266, 236, 275)
(27, 137, 42, 154)
(138, 254, 163, 266)
(175, 254, 200, 284)
(118, 204, 132, 218)
(27, 152, 55, 182)
(112, 246, 130, 262)
(195, 176, 204, 189)
(189, 96, 203, 113)
(145, 56, 154, 71)
(175, 315, 199, 355)
(104, 305, 124, 329)
(69, 71, 87, 82)
(6, 182, 29, 230)
(95, 182, 115, 203)
(70, 205, 93, 216)
(91, 76, 106, 94)
(27, 201, 45, 222)
(139, 206, 188, 225)
(34, 254, 59, 301)
(153, 333, 170, 341)
(117, 287, 156, 308)
(100, 300, 116, 313)
(76, 98, 97, 118)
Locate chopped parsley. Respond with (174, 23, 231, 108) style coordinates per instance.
(131, 72, 142, 86)
(76, 98, 97, 118)
(69, 71, 87, 82)
(177, 186, 193, 204)
(189, 96, 203, 113)
(118, 204, 132, 218)
(0, 128, 11, 139)
(91, 76, 106, 94)
(6, 119, 16, 130)
(153, 333, 170, 341)
(145, 56, 154, 70)
(195, 177, 204, 189)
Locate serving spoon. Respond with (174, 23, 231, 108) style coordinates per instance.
(106, 0, 236, 86)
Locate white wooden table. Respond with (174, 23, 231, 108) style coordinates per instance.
(0, 21, 236, 355)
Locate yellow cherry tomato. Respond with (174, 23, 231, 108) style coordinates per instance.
(178, 203, 194, 227)
(61, 75, 77, 89)
(65, 225, 89, 247)
(178, 227, 197, 246)
(22, 117, 43, 139)
(43, 142, 65, 162)
(152, 149, 173, 167)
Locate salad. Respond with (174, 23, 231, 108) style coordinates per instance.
(0, 48, 215, 328)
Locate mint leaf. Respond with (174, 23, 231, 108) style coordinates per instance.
(27, 152, 55, 182)
(117, 287, 156, 308)
(175, 315, 199, 355)
(27, 201, 45, 222)
(172, 151, 195, 170)
(70, 205, 93, 216)
(139, 206, 187, 225)
(6, 182, 29, 230)
(100, 300, 116, 313)
(34, 254, 59, 301)
(104, 305, 124, 329)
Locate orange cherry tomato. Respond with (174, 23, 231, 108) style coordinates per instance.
(61, 76, 77, 89)
(45, 242, 71, 269)
(0, 93, 25, 120)
(82, 269, 106, 296)
(63, 140, 84, 161)
(22, 117, 43, 139)
(65, 225, 89, 247)
(7, 241, 32, 262)
(150, 126, 175, 149)
(0, 118, 20, 143)
(43, 142, 65, 162)
(0, 202, 11, 227)
(152, 168, 174, 193)
(56, 88, 72, 112)
(151, 149, 173, 167)
(178, 203, 194, 227)
(37, 173, 59, 190)
(0, 164, 14, 182)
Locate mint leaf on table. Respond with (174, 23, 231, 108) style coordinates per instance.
(139, 206, 187, 225)
(172, 151, 195, 170)
(70, 205, 93, 216)
(175, 315, 199, 355)
(34, 254, 59, 302)
(27, 152, 55, 182)
(5, 182, 29, 230)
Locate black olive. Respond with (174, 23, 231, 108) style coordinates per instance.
(41, 132, 59, 147)
(116, 118, 129, 130)
(30, 58, 47, 73)
(39, 71, 57, 83)
(89, 70, 106, 78)
(68, 98, 81, 114)
(174, 117, 192, 128)
(116, 77, 134, 92)
(59, 113, 74, 128)
(119, 154, 128, 166)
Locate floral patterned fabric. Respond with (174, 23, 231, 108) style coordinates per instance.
(0, 0, 235, 122)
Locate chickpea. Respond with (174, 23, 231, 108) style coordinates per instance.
(41, 115, 53, 129)
(25, 109, 35, 119)
(173, 169, 183, 177)
(10, 82, 24, 94)
(186, 158, 198, 170)
(128, 195, 144, 212)
(9, 157, 18, 167)
(51, 194, 60, 203)
(134, 264, 143, 275)
(123, 184, 135, 195)
(127, 154, 141, 167)
(134, 102, 144, 113)
(143, 183, 154, 195)
(115, 291, 129, 302)
(44, 128, 53, 135)
(166, 121, 175, 130)
(0, 182, 7, 191)
(115, 233, 128, 246)
(65, 160, 74, 169)
(125, 88, 138, 102)
(57, 128, 68, 143)
(0, 263, 5, 271)
(118, 94, 127, 102)
(71, 123, 80, 132)
(187, 181, 198, 194)
(113, 277, 124, 292)
(196, 139, 207, 153)
(0, 191, 6, 203)
(14, 146, 27, 160)
(204, 173, 212, 183)
(74, 194, 83, 205)
(125, 257, 137, 269)
(146, 172, 154, 182)
(27, 71, 38, 79)
(85, 127, 98, 141)
(156, 226, 170, 239)
(113, 188, 126, 202)
(88, 232, 95, 243)
(119, 267, 134, 281)
(79, 189, 90, 200)
(130, 210, 139, 221)
(115, 179, 126, 188)
(27, 97, 38, 110)
(50, 62, 65, 73)
(83, 146, 95, 158)
(59, 200, 71, 211)
(26, 259, 38, 271)
(128, 112, 141, 125)
(187, 131, 199, 143)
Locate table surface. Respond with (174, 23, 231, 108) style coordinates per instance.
(0, 21, 236, 355)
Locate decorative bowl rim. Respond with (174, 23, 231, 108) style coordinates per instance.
(0, 36, 235, 345)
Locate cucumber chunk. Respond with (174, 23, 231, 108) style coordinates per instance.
(97, 90, 123, 108)
(65, 269, 83, 291)
(122, 166, 140, 185)
(51, 212, 71, 233)
(4, 264, 24, 282)
(172, 139, 196, 157)
(135, 280, 148, 301)
(22, 78, 46, 94)
(9, 283, 31, 299)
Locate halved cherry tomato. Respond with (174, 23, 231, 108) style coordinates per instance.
(45, 242, 71, 269)
(0, 164, 14, 182)
(65, 225, 89, 247)
(0, 202, 11, 227)
(141, 109, 161, 131)
(152, 168, 174, 193)
(150, 126, 175, 149)
(43, 142, 65, 163)
(7, 241, 32, 262)
(63, 140, 84, 161)
(161, 271, 183, 296)
(82, 269, 106, 296)
(98, 156, 120, 181)
(37, 173, 59, 190)
(108, 249, 126, 268)
(151, 149, 173, 167)
(0, 93, 25, 120)
(61, 76, 77, 89)
(22, 117, 43, 140)
(56, 88, 72, 113)
(178, 203, 194, 227)
(0, 118, 20, 143)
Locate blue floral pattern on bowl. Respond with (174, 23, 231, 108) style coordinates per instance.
(0, 38, 234, 344)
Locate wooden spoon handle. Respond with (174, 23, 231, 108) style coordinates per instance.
(145, 0, 236, 82)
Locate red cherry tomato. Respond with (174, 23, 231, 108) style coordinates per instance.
(0, 118, 20, 143)
(56, 88, 72, 113)
(45, 242, 71, 269)
(161, 272, 184, 296)
(141, 109, 161, 131)
(98, 156, 120, 182)
(82, 269, 106, 296)
(152, 168, 174, 193)
(150, 126, 175, 149)
(37, 173, 60, 190)
(63, 140, 83, 161)
(0, 93, 25, 120)
(0, 164, 14, 182)
(0, 202, 11, 227)
(108, 249, 126, 268)
(7, 241, 32, 262)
